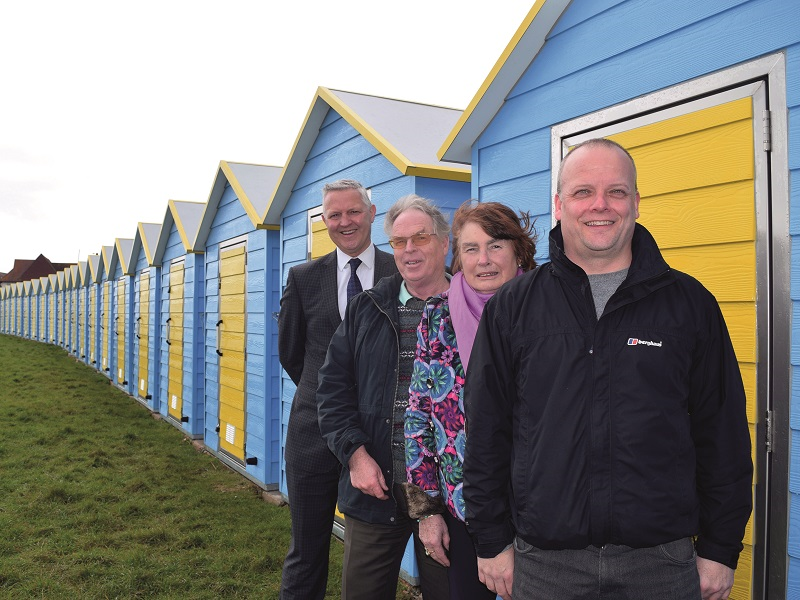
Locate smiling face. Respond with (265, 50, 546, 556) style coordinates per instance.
(321, 188, 376, 257)
(390, 208, 449, 299)
(458, 221, 518, 294)
(554, 143, 640, 274)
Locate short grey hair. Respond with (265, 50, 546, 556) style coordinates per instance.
(322, 179, 371, 208)
(383, 194, 450, 238)
(556, 138, 638, 193)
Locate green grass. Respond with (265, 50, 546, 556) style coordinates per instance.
(0, 334, 420, 599)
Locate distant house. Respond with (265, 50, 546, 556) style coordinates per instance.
(0, 254, 73, 287)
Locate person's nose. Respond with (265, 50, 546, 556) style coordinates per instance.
(589, 191, 610, 211)
(478, 247, 491, 265)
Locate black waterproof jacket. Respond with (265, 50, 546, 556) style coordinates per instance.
(463, 224, 752, 570)
(317, 272, 406, 524)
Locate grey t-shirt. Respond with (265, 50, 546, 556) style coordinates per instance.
(587, 268, 629, 319)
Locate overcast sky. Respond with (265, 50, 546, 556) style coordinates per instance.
(0, 0, 533, 272)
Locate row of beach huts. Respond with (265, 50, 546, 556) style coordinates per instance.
(1, 2, 800, 597)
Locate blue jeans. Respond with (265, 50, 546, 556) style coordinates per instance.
(514, 537, 701, 599)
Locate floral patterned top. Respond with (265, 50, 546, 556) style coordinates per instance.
(405, 292, 468, 521)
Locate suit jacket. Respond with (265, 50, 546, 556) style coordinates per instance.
(279, 245, 398, 473)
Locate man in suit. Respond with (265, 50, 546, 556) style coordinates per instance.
(279, 179, 398, 600)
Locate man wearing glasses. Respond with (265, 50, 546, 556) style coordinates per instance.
(317, 194, 451, 600)
(279, 179, 397, 600)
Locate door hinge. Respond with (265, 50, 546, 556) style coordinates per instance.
(765, 409, 774, 453)
(763, 109, 772, 152)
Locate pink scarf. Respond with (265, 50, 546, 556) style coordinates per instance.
(448, 269, 522, 372)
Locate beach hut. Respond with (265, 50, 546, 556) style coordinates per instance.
(437, 1, 800, 597)
(35, 279, 44, 341)
(152, 200, 206, 436)
(129, 223, 162, 411)
(68, 265, 81, 355)
(267, 87, 472, 581)
(47, 275, 56, 343)
(35, 277, 47, 342)
(55, 270, 67, 348)
(0, 286, 6, 334)
(107, 238, 134, 394)
(78, 255, 94, 364)
(22, 280, 32, 339)
(193, 160, 283, 487)
(98, 245, 116, 379)
(87, 253, 103, 369)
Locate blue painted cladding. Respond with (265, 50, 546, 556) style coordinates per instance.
(308, 113, 360, 160)
(471, 0, 800, 593)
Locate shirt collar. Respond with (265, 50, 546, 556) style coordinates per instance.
(336, 244, 375, 271)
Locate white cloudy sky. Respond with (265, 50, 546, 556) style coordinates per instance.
(0, 0, 534, 272)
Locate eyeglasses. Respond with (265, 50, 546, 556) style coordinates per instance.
(388, 232, 437, 249)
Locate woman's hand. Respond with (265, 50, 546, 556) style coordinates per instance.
(418, 514, 450, 567)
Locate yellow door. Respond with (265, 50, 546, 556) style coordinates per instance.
(565, 88, 760, 599)
(167, 262, 185, 422)
(218, 244, 247, 461)
(102, 282, 111, 371)
(137, 271, 150, 399)
(71, 289, 78, 352)
(116, 277, 126, 385)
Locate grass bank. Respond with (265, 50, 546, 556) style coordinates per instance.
(0, 334, 419, 598)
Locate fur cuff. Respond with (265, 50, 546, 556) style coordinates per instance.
(401, 482, 445, 520)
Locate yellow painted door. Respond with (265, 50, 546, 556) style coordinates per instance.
(71, 289, 78, 352)
(167, 262, 185, 422)
(89, 287, 96, 364)
(102, 282, 111, 371)
(593, 94, 758, 599)
(137, 271, 150, 399)
(116, 277, 126, 385)
(218, 245, 247, 461)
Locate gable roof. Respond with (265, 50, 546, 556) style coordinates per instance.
(194, 161, 283, 251)
(101, 246, 115, 277)
(78, 260, 91, 286)
(262, 87, 471, 225)
(153, 200, 206, 265)
(129, 222, 162, 270)
(108, 238, 134, 276)
(438, 0, 570, 164)
(88, 254, 103, 283)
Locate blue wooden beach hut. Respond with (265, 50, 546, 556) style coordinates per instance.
(152, 200, 206, 436)
(48, 274, 58, 345)
(98, 245, 116, 379)
(76, 261, 91, 362)
(130, 222, 162, 411)
(437, 1, 800, 597)
(266, 86, 472, 581)
(193, 160, 283, 488)
(85, 254, 102, 369)
(55, 270, 66, 348)
(68, 265, 81, 355)
(107, 238, 134, 394)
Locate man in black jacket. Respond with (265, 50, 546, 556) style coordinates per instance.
(463, 139, 752, 600)
(278, 179, 397, 600)
(317, 194, 451, 600)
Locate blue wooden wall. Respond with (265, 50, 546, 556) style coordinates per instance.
(469, 0, 800, 594)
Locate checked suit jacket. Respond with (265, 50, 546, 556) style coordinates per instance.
(279, 246, 398, 474)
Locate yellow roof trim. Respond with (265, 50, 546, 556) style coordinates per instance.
(405, 165, 471, 182)
(319, 87, 414, 177)
(219, 161, 263, 226)
(438, 0, 569, 163)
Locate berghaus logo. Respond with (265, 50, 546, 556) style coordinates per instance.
(627, 338, 662, 347)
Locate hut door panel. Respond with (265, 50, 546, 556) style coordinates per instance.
(116, 277, 126, 385)
(218, 244, 247, 462)
(138, 272, 150, 399)
(168, 262, 185, 422)
(562, 85, 764, 600)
